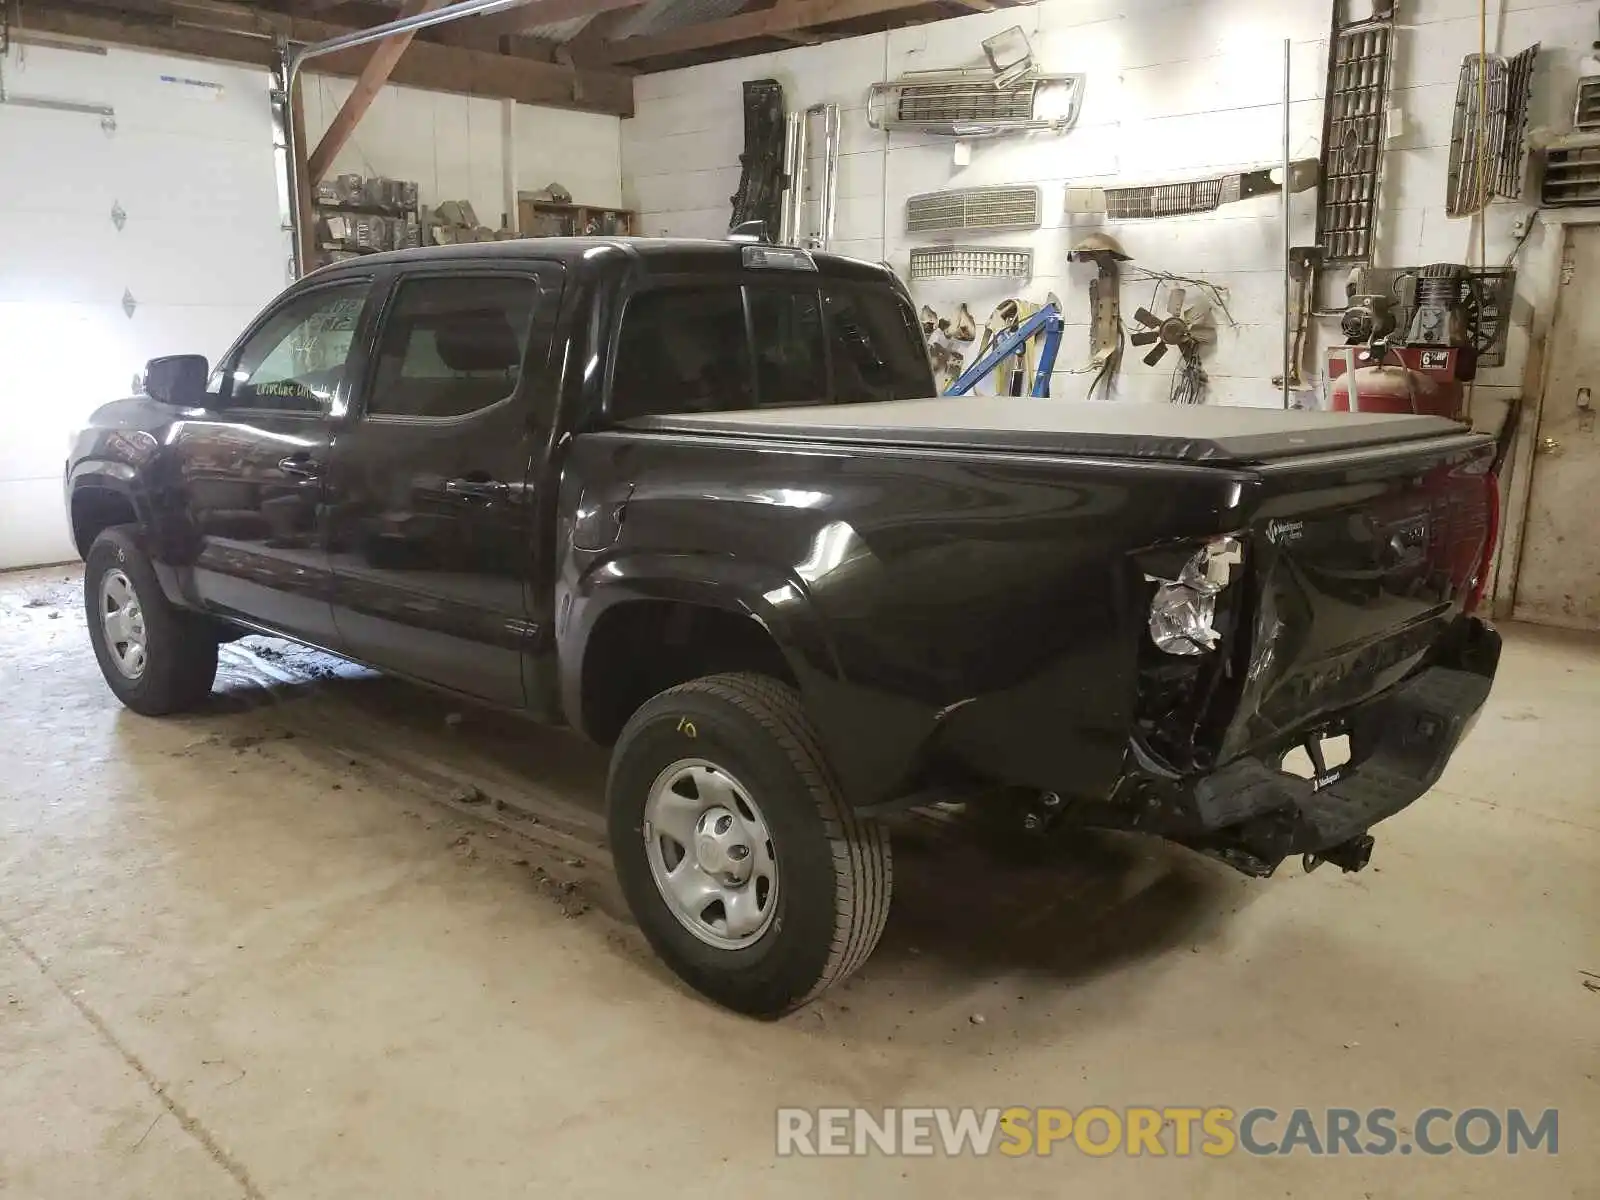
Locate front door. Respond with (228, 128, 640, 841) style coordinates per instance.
(1513, 225, 1600, 631)
(322, 263, 564, 705)
(169, 277, 374, 648)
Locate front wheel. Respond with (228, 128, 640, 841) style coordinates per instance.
(607, 673, 892, 1017)
(84, 526, 218, 716)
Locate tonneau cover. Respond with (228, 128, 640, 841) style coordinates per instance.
(622, 397, 1477, 465)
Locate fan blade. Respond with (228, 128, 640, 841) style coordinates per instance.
(1143, 343, 1169, 366)
(1129, 330, 1161, 346)
(1132, 307, 1162, 329)
(1182, 305, 1213, 328)
(1165, 287, 1186, 317)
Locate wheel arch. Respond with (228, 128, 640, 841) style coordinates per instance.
(68, 472, 141, 561)
(564, 552, 843, 749)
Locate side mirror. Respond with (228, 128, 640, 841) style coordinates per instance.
(143, 354, 209, 406)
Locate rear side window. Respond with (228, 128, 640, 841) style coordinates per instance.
(610, 286, 752, 420)
(748, 286, 827, 407)
(823, 285, 931, 402)
(368, 275, 541, 419)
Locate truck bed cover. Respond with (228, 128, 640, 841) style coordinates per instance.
(623, 397, 1482, 465)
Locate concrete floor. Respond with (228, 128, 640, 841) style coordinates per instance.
(0, 565, 1595, 1199)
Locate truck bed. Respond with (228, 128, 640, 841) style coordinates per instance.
(624, 397, 1478, 466)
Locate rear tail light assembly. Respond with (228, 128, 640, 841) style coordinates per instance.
(1145, 535, 1246, 655)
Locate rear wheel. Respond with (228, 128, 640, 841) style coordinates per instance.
(607, 672, 892, 1017)
(84, 526, 218, 716)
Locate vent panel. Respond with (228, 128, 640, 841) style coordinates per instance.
(1540, 134, 1600, 207)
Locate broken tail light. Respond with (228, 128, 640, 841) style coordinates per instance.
(1145, 535, 1246, 655)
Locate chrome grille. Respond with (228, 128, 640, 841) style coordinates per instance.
(1106, 178, 1227, 219)
(1316, 17, 1394, 263)
(905, 186, 1041, 233)
(1577, 76, 1600, 131)
(907, 246, 1032, 281)
(898, 76, 1035, 125)
(868, 71, 1083, 136)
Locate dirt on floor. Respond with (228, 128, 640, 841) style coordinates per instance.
(0, 565, 1596, 1199)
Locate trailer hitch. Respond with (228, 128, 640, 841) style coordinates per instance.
(1302, 833, 1374, 874)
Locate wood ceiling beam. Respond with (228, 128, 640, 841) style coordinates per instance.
(307, 0, 441, 183)
(587, 0, 938, 65)
(15, 2, 635, 114)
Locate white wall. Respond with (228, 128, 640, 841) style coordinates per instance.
(302, 77, 624, 229)
(0, 42, 289, 569)
(621, 0, 1600, 417)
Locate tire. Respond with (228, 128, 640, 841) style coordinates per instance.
(84, 526, 219, 716)
(607, 672, 892, 1017)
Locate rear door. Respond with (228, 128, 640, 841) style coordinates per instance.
(322, 261, 564, 705)
(169, 277, 374, 648)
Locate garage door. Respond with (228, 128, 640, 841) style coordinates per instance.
(0, 41, 289, 570)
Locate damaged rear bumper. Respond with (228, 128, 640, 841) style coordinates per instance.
(1164, 617, 1501, 876)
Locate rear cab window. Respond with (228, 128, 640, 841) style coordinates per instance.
(607, 272, 928, 422)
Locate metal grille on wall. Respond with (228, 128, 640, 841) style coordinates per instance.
(1106, 178, 1225, 220)
(867, 71, 1085, 136)
(1447, 44, 1540, 215)
(1576, 77, 1600, 131)
(898, 76, 1034, 125)
(1316, 16, 1394, 264)
(1541, 134, 1600, 207)
(907, 246, 1033, 281)
(905, 187, 1041, 234)
(1499, 44, 1540, 197)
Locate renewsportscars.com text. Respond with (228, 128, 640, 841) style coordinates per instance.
(776, 1106, 1559, 1158)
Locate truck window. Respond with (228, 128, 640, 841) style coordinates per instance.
(748, 285, 827, 407)
(822, 285, 930, 402)
(367, 275, 540, 419)
(228, 283, 368, 414)
(610, 286, 753, 420)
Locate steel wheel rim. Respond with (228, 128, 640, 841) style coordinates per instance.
(99, 569, 147, 680)
(643, 758, 779, 950)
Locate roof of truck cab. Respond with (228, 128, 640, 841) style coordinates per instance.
(624, 397, 1490, 465)
(310, 237, 897, 283)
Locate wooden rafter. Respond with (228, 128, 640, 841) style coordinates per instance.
(15, 2, 635, 114)
(587, 0, 944, 65)
(307, 0, 441, 183)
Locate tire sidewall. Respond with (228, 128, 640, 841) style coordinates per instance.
(83, 528, 197, 713)
(608, 687, 843, 1010)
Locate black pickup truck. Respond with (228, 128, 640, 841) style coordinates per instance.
(66, 238, 1501, 1015)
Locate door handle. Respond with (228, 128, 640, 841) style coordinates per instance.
(279, 454, 322, 477)
(443, 477, 510, 500)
